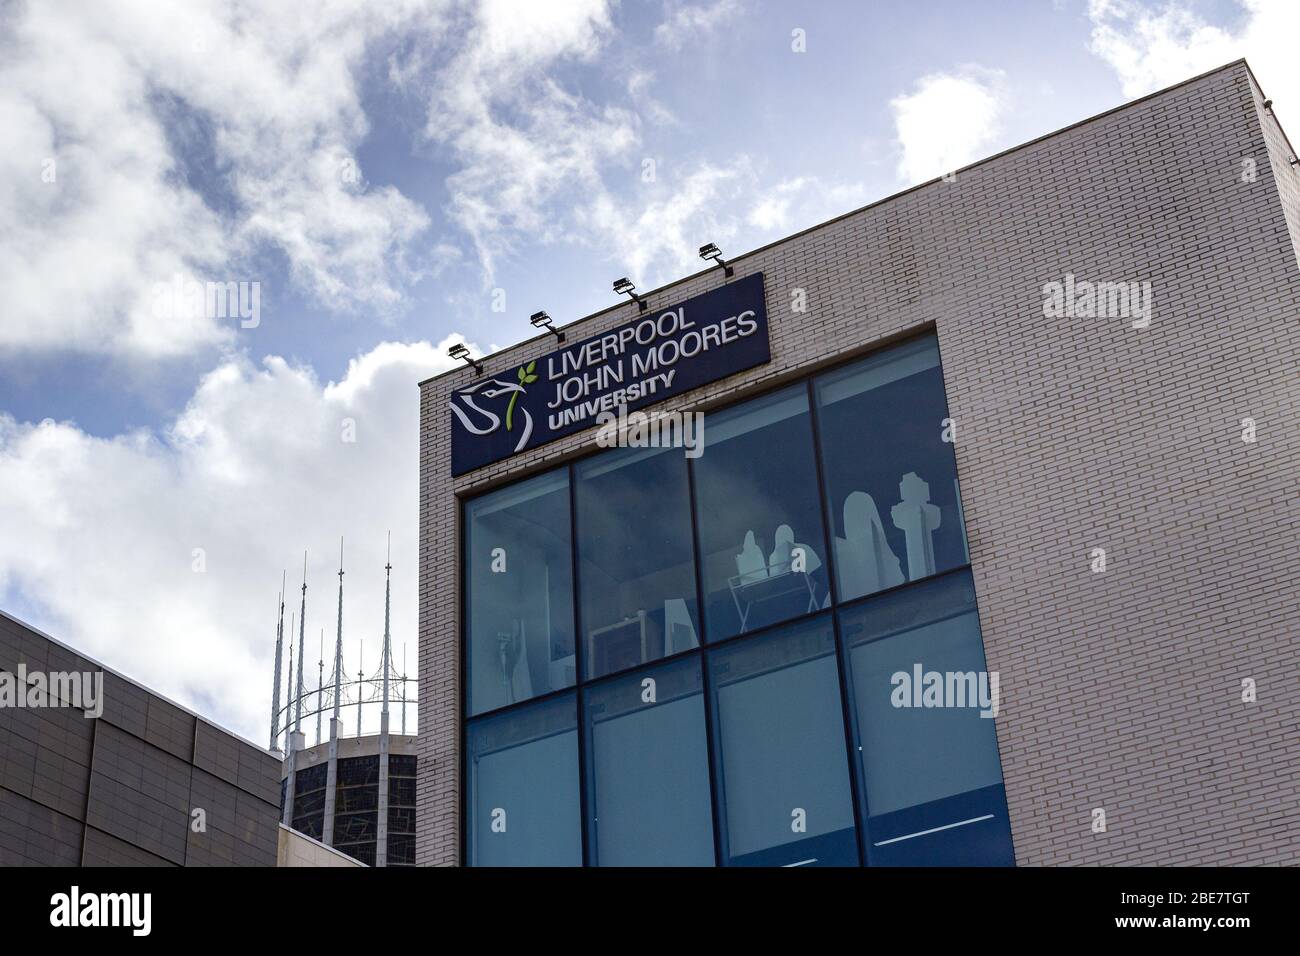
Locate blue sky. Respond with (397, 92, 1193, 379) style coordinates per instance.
(1, 0, 1295, 743)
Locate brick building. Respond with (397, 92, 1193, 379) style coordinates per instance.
(418, 59, 1300, 866)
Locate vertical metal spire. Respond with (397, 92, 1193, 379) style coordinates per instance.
(377, 533, 394, 867)
(282, 607, 301, 828)
(356, 639, 364, 737)
(332, 539, 344, 721)
(269, 571, 286, 750)
(316, 629, 324, 746)
(401, 643, 407, 736)
(285, 616, 294, 749)
(323, 537, 345, 848)
(382, 532, 392, 716)
(295, 551, 307, 732)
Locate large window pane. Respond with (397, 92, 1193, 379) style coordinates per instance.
(814, 336, 968, 602)
(583, 657, 714, 866)
(465, 468, 575, 716)
(692, 385, 830, 641)
(839, 571, 1014, 865)
(467, 694, 581, 866)
(708, 616, 858, 866)
(576, 445, 699, 679)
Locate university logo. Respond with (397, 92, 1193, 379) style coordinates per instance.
(449, 274, 770, 475)
(449, 361, 539, 453)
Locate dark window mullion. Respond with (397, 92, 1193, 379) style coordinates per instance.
(567, 465, 592, 866)
(807, 376, 868, 867)
(457, 496, 469, 865)
(686, 448, 725, 867)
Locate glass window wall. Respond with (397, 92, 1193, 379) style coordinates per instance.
(461, 333, 1012, 867)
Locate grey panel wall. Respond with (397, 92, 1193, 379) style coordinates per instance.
(82, 826, 175, 867)
(0, 611, 283, 866)
(0, 689, 94, 820)
(195, 717, 281, 807)
(418, 59, 1300, 866)
(186, 768, 279, 867)
(86, 723, 193, 865)
(0, 788, 83, 866)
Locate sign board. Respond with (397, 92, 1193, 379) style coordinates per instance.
(450, 272, 770, 476)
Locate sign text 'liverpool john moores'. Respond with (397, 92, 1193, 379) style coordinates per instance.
(449, 272, 770, 475)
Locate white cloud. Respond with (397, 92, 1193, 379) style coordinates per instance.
(423, 0, 783, 289)
(421, 0, 852, 290)
(1086, 0, 1236, 97)
(474, 0, 611, 63)
(745, 177, 870, 235)
(578, 160, 756, 283)
(0, 338, 469, 743)
(425, 0, 638, 281)
(0, 0, 442, 358)
(626, 69, 679, 128)
(1086, 0, 1298, 131)
(748, 177, 810, 232)
(891, 66, 1010, 186)
(654, 0, 742, 51)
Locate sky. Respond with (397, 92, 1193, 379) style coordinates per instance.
(1, 0, 1296, 746)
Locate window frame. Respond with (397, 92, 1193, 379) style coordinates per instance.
(835, 566, 1015, 865)
(462, 464, 578, 718)
(573, 442, 702, 680)
(580, 653, 716, 866)
(704, 610, 861, 867)
(464, 690, 583, 867)
(689, 380, 835, 643)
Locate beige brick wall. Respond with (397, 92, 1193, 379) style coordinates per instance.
(418, 59, 1300, 866)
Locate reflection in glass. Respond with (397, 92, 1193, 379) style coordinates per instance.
(708, 615, 858, 866)
(839, 571, 1014, 865)
(692, 385, 829, 642)
(583, 656, 714, 865)
(464, 468, 575, 717)
(814, 336, 967, 602)
(576, 445, 699, 679)
(467, 694, 581, 866)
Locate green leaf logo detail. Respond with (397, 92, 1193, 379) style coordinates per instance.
(506, 362, 537, 431)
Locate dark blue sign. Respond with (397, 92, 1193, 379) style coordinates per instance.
(450, 272, 769, 475)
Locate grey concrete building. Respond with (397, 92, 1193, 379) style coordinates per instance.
(0, 609, 282, 866)
(418, 59, 1300, 867)
(281, 732, 418, 866)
